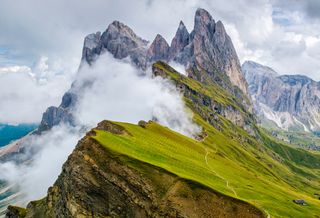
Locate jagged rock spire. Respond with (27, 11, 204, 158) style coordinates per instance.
(147, 34, 170, 62)
(169, 21, 190, 59)
(193, 8, 216, 37)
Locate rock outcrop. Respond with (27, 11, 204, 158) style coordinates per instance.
(242, 60, 320, 132)
(37, 8, 250, 133)
(36, 92, 77, 133)
(169, 21, 190, 59)
(147, 34, 170, 62)
(6, 121, 263, 218)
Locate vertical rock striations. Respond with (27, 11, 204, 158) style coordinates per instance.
(169, 21, 190, 59)
(147, 34, 170, 62)
(242, 60, 320, 132)
(38, 8, 251, 132)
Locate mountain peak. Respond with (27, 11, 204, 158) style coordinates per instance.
(194, 8, 215, 34)
(147, 34, 170, 62)
(169, 21, 190, 58)
(80, 9, 249, 99)
(242, 61, 278, 78)
(154, 34, 167, 42)
(178, 20, 186, 29)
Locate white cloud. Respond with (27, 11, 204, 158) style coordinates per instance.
(0, 65, 31, 74)
(1, 0, 320, 81)
(75, 53, 200, 137)
(0, 124, 82, 202)
(0, 53, 201, 205)
(0, 57, 76, 124)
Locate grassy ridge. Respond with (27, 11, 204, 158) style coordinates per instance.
(93, 119, 320, 217)
(92, 62, 320, 217)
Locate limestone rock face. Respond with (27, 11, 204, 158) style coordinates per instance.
(242, 61, 320, 132)
(185, 9, 248, 96)
(7, 121, 263, 218)
(37, 92, 77, 132)
(37, 8, 251, 133)
(80, 8, 249, 96)
(147, 34, 170, 62)
(82, 21, 149, 69)
(169, 21, 190, 59)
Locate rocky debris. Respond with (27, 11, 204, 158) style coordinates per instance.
(242, 61, 320, 132)
(293, 199, 306, 206)
(138, 120, 148, 128)
(6, 121, 264, 218)
(5, 206, 26, 218)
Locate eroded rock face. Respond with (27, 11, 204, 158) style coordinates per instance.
(147, 34, 170, 62)
(7, 121, 263, 218)
(242, 61, 320, 132)
(37, 92, 77, 133)
(80, 8, 248, 96)
(169, 21, 190, 59)
(37, 8, 251, 133)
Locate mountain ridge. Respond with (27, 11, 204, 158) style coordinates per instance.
(38, 8, 251, 133)
(7, 61, 320, 217)
(242, 60, 320, 133)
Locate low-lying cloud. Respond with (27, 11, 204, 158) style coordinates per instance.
(0, 56, 75, 124)
(0, 124, 82, 202)
(75, 54, 199, 137)
(0, 53, 201, 205)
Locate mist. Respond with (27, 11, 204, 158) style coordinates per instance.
(0, 53, 200, 205)
(0, 56, 76, 124)
(0, 125, 82, 202)
(75, 54, 200, 137)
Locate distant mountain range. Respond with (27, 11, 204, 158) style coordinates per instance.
(0, 124, 37, 147)
(242, 60, 320, 133)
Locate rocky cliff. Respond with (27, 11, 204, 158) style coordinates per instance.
(242, 60, 320, 132)
(6, 121, 263, 218)
(37, 8, 250, 132)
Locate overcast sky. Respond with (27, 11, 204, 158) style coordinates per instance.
(1, 0, 320, 79)
(0, 0, 320, 123)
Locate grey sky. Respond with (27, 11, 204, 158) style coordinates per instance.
(0, 0, 319, 79)
(1, 0, 320, 125)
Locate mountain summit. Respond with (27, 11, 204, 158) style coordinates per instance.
(38, 8, 251, 132)
(81, 8, 248, 96)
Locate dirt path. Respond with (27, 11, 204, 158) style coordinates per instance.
(204, 148, 238, 197)
(204, 148, 271, 217)
(264, 210, 271, 218)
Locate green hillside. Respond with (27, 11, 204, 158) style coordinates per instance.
(92, 63, 320, 217)
(93, 118, 320, 217)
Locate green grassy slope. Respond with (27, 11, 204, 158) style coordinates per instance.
(263, 127, 320, 152)
(93, 120, 320, 218)
(92, 63, 320, 217)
